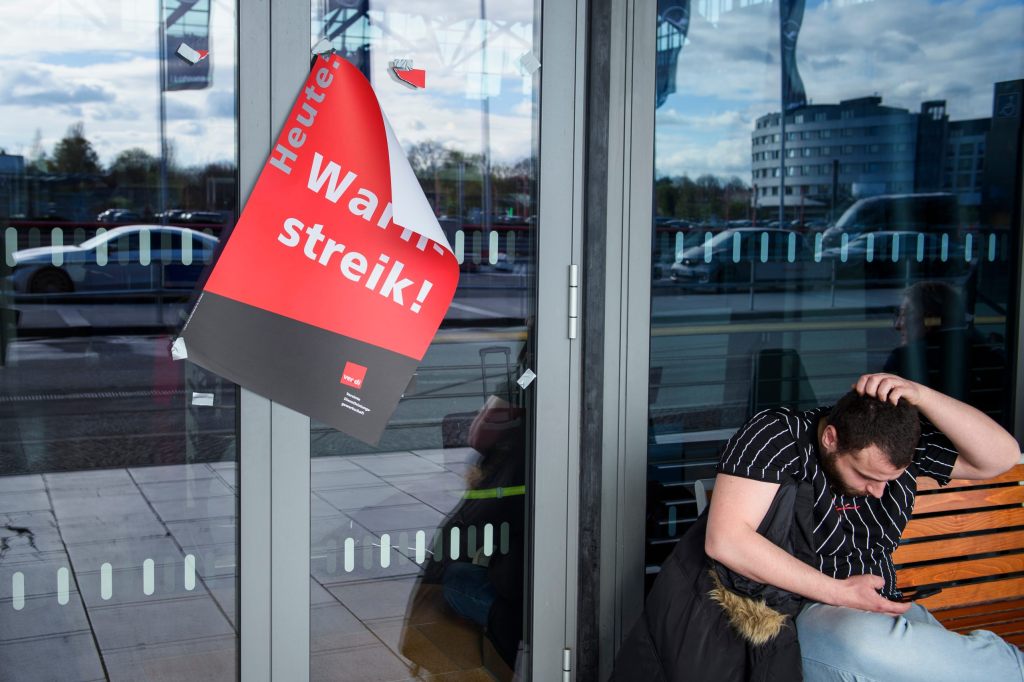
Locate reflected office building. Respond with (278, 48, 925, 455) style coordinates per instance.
(751, 79, 1024, 224)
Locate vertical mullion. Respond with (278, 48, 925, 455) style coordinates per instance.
(270, 403, 310, 680)
(268, 1, 313, 680)
(533, 0, 584, 677)
(240, 390, 272, 682)
(239, 0, 272, 680)
(617, 0, 656, 655)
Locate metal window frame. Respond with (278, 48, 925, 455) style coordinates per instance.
(533, 0, 587, 677)
(235, 0, 586, 679)
(585, 0, 657, 676)
(238, 1, 311, 680)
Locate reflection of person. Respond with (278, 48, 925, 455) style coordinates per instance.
(613, 373, 1023, 680)
(439, 380, 526, 668)
(400, 342, 528, 674)
(883, 281, 1006, 420)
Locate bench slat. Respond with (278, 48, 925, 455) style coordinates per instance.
(930, 597, 1024, 623)
(940, 605, 1024, 632)
(898, 553, 1024, 586)
(951, 618, 1024, 638)
(917, 465, 1024, 491)
(902, 507, 1024, 539)
(911, 485, 1024, 514)
(892, 529, 1024, 565)
(912, 576, 1024, 611)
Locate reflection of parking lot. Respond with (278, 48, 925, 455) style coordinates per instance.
(659, 227, 999, 292)
(0, 331, 523, 471)
(4, 225, 218, 296)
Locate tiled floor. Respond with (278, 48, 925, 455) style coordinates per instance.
(1, 448, 515, 681)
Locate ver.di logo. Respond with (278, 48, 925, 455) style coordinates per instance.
(340, 361, 368, 389)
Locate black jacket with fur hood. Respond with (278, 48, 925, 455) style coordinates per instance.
(612, 479, 816, 682)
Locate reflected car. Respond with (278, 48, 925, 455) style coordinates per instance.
(155, 209, 190, 222)
(182, 211, 225, 224)
(821, 193, 962, 250)
(96, 208, 143, 223)
(6, 225, 219, 295)
(670, 227, 811, 289)
(821, 230, 970, 284)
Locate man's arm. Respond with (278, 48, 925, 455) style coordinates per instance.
(705, 473, 910, 614)
(855, 373, 1020, 480)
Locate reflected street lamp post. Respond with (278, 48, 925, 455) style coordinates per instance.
(480, 0, 493, 244)
(158, 10, 169, 224)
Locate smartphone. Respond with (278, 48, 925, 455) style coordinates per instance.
(894, 587, 942, 603)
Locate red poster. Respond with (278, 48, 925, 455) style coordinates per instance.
(179, 54, 459, 444)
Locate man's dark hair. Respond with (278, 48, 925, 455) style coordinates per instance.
(828, 390, 920, 468)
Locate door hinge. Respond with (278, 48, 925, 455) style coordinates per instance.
(568, 264, 579, 339)
(562, 647, 572, 680)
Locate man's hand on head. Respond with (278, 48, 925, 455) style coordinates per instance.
(854, 372, 1020, 480)
(832, 574, 912, 615)
(854, 373, 923, 407)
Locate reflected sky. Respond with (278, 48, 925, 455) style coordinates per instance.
(311, 2, 536, 163)
(0, 2, 237, 167)
(0, 1, 536, 169)
(656, 0, 1024, 179)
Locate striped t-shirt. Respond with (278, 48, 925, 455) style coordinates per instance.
(717, 406, 958, 598)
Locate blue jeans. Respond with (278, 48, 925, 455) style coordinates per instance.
(442, 562, 496, 627)
(797, 601, 1024, 682)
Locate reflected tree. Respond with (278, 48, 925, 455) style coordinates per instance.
(49, 122, 101, 175)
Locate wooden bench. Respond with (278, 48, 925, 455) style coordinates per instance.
(893, 462, 1024, 648)
(697, 463, 1024, 648)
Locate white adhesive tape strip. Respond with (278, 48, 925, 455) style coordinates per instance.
(192, 392, 214, 407)
(176, 43, 202, 65)
(516, 369, 537, 389)
(311, 38, 332, 55)
(171, 337, 188, 361)
(519, 52, 541, 75)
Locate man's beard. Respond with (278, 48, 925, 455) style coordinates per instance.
(820, 450, 863, 497)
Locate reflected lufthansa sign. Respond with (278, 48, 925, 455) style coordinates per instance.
(162, 0, 212, 91)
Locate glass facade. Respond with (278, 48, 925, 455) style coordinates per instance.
(0, 1, 240, 679)
(646, 0, 1023, 586)
(0, 0, 1020, 679)
(307, 3, 539, 679)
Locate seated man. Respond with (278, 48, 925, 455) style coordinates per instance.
(708, 373, 1024, 681)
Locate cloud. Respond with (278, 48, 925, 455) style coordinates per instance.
(206, 90, 235, 118)
(655, 0, 1024, 180)
(658, 109, 747, 129)
(656, 132, 751, 179)
(0, 65, 114, 106)
(809, 55, 845, 71)
(174, 120, 206, 137)
(166, 99, 201, 120)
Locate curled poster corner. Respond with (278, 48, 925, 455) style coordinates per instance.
(518, 52, 541, 75)
(516, 369, 537, 389)
(311, 38, 333, 56)
(191, 392, 215, 407)
(176, 42, 209, 65)
(171, 337, 188, 361)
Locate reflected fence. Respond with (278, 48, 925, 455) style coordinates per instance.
(653, 226, 1012, 291)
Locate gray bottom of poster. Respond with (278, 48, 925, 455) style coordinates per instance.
(181, 292, 419, 444)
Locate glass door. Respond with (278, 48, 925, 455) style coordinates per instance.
(0, 3, 241, 679)
(305, 4, 544, 680)
(642, 0, 1023, 591)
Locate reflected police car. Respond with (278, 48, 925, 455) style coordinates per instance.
(7, 225, 219, 295)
